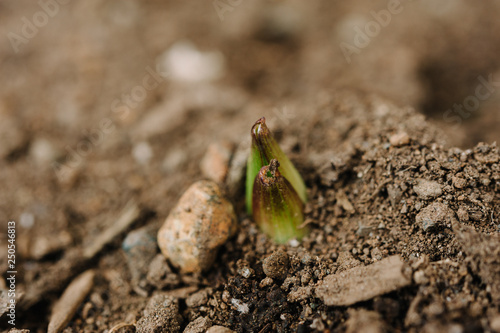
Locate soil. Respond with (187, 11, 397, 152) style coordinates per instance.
(1, 1, 499, 333)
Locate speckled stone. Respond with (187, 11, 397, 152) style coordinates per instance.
(157, 180, 237, 273)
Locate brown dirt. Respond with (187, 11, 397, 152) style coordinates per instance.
(1, 1, 499, 332)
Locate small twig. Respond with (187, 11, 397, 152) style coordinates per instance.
(47, 270, 95, 333)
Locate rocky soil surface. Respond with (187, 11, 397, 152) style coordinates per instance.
(0, 1, 499, 332)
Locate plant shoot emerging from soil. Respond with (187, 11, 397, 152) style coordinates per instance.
(252, 159, 308, 244)
(246, 117, 307, 214)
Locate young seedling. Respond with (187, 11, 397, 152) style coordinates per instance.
(252, 159, 308, 244)
(246, 117, 307, 214)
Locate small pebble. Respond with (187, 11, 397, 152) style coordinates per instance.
(390, 132, 410, 147)
(183, 316, 212, 333)
(262, 249, 289, 280)
(413, 179, 442, 200)
(157, 180, 237, 273)
(200, 141, 233, 183)
(416, 202, 453, 231)
(186, 289, 209, 308)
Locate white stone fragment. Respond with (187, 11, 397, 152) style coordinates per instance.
(231, 298, 249, 314)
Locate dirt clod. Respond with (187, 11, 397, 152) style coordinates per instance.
(336, 252, 361, 272)
(4, 8, 500, 328)
(186, 289, 210, 308)
(183, 316, 212, 333)
(316, 255, 411, 306)
(262, 249, 289, 280)
(413, 179, 443, 200)
(454, 223, 500, 304)
(136, 294, 182, 333)
(146, 254, 180, 290)
(416, 202, 454, 231)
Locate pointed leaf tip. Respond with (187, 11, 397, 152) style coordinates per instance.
(251, 117, 269, 141)
(246, 116, 308, 215)
(252, 159, 308, 244)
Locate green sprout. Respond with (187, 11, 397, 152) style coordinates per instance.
(252, 159, 308, 244)
(246, 117, 308, 243)
(246, 117, 307, 214)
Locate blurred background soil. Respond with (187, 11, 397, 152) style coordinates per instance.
(0, 1, 499, 332)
